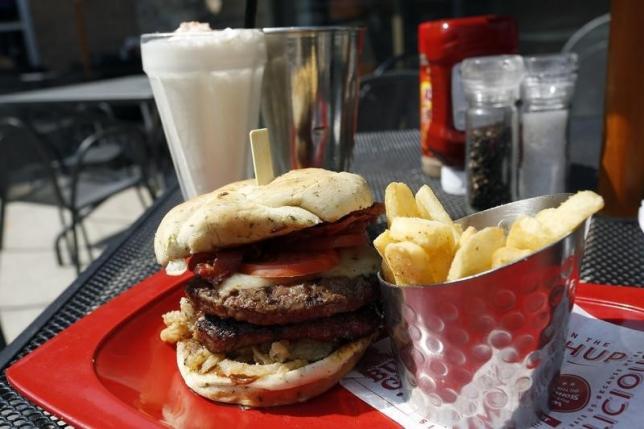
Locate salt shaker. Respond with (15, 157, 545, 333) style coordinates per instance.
(461, 55, 524, 212)
(519, 53, 578, 198)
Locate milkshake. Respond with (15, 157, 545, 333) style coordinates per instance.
(142, 23, 266, 198)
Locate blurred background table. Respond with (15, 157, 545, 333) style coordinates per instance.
(0, 75, 165, 282)
(0, 75, 151, 104)
(0, 129, 642, 427)
(0, 75, 157, 133)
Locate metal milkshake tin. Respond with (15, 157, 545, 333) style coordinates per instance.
(379, 194, 590, 428)
(261, 26, 365, 175)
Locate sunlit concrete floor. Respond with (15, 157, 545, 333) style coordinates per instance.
(0, 189, 148, 344)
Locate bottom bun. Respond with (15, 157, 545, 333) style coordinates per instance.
(176, 335, 373, 407)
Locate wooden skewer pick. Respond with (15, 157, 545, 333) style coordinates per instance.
(249, 128, 275, 186)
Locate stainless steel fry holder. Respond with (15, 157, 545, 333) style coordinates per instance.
(380, 194, 589, 428)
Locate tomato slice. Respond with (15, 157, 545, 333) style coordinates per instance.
(289, 232, 368, 251)
(240, 249, 340, 278)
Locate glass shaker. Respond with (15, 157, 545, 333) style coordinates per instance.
(519, 53, 578, 198)
(461, 55, 525, 212)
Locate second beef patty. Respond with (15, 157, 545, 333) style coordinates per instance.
(194, 305, 380, 353)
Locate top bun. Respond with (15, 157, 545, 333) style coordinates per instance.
(155, 168, 374, 265)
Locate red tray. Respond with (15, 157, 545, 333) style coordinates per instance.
(6, 273, 644, 429)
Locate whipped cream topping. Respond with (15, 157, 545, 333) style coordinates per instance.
(174, 21, 213, 33)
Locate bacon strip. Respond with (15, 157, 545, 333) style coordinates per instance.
(189, 251, 243, 283)
(275, 202, 384, 241)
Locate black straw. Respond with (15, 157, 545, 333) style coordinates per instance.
(244, 0, 257, 28)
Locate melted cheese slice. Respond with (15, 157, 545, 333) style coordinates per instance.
(217, 273, 273, 296)
(321, 246, 380, 278)
(216, 246, 380, 296)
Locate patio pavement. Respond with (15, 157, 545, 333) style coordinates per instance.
(0, 189, 148, 343)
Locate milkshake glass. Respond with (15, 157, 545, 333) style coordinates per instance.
(142, 23, 266, 198)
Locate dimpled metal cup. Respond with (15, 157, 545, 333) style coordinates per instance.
(380, 194, 589, 428)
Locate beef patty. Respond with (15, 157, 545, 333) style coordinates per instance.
(185, 275, 378, 326)
(194, 305, 380, 353)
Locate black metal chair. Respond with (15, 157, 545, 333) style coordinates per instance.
(0, 324, 5, 350)
(0, 117, 155, 273)
(59, 125, 156, 270)
(562, 14, 610, 191)
(19, 104, 117, 167)
(358, 70, 419, 132)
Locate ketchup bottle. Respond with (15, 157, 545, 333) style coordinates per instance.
(419, 16, 518, 177)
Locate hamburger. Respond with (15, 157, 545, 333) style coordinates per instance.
(156, 168, 384, 407)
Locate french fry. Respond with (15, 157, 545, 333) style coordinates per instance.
(506, 215, 555, 251)
(415, 185, 453, 224)
(537, 191, 604, 240)
(492, 246, 532, 268)
(373, 230, 396, 258)
(447, 227, 505, 281)
(384, 182, 419, 225)
(389, 217, 456, 282)
(381, 260, 396, 283)
(459, 226, 477, 247)
(430, 245, 455, 283)
(389, 217, 455, 253)
(558, 190, 604, 217)
(385, 241, 435, 285)
(373, 230, 400, 283)
(533, 208, 567, 241)
(451, 223, 463, 246)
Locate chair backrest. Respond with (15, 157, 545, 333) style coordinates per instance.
(563, 14, 609, 118)
(0, 117, 66, 204)
(21, 104, 117, 163)
(562, 14, 610, 173)
(74, 123, 150, 170)
(69, 124, 151, 204)
(358, 70, 419, 132)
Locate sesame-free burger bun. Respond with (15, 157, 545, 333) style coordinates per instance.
(176, 334, 373, 407)
(155, 168, 374, 265)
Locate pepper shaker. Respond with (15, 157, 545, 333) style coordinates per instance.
(519, 53, 577, 198)
(461, 55, 524, 212)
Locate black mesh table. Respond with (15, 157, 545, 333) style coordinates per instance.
(1, 130, 643, 428)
